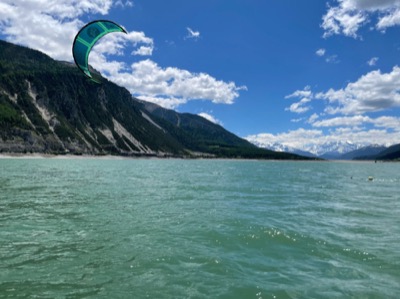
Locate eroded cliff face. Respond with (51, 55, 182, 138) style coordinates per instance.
(1, 81, 82, 154)
(0, 78, 177, 156)
(0, 60, 186, 157)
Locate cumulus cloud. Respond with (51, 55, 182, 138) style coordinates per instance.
(0, 1, 86, 60)
(80, 27, 154, 61)
(92, 34, 243, 109)
(316, 48, 326, 56)
(312, 115, 371, 127)
(316, 66, 400, 114)
(285, 86, 313, 114)
(93, 31, 153, 57)
(286, 86, 313, 99)
(373, 115, 400, 130)
(322, 0, 400, 37)
(285, 98, 312, 114)
(99, 59, 246, 109)
(132, 46, 153, 56)
(286, 67, 400, 116)
(308, 113, 320, 123)
(322, 4, 366, 38)
(377, 8, 400, 28)
(312, 115, 400, 130)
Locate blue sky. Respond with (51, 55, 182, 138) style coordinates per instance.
(1, 0, 400, 152)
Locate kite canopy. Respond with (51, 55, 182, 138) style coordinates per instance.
(72, 20, 127, 82)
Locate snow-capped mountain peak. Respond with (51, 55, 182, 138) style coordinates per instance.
(248, 139, 369, 157)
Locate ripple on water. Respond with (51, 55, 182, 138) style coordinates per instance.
(0, 159, 399, 298)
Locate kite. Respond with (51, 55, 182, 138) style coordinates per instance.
(72, 20, 127, 83)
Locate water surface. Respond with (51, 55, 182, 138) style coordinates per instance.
(0, 158, 399, 298)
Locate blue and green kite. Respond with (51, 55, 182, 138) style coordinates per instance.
(72, 20, 127, 83)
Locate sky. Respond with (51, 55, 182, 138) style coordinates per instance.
(1, 0, 400, 152)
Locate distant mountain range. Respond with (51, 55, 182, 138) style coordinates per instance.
(248, 140, 362, 159)
(250, 140, 400, 161)
(353, 143, 400, 161)
(340, 144, 388, 160)
(0, 40, 309, 160)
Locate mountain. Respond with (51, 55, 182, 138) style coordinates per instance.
(309, 141, 365, 158)
(376, 143, 400, 160)
(247, 141, 317, 158)
(341, 144, 388, 160)
(354, 143, 400, 161)
(249, 140, 364, 159)
(0, 40, 307, 160)
(256, 140, 399, 160)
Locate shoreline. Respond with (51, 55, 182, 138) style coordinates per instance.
(1, 153, 395, 162)
(0, 153, 151, 160)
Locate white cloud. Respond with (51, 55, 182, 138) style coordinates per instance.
(198, 113, 223, 125)
(91, 40, 245, 109)
(0, 1, 84, 60)
(92, 31, 153, 57)
(285, 86, 313, 114)
(316, 66, 400, 114)
(285, 86, 313, 99)
(373, 115, 400, 130)
(287, 67, 400, 116)
(311, 115, 400, 131)
(316, 48, 326, 56)
(308, 113, 320, 123)
(186, 27, 200, 39)
(285, 98, 312, 114)
(86, 51, 127, 77)
(312, 115, 371, 127)
(132, 46, 153, 56)
(367, 57, 379, 66)
(376, 8, 400, 29)
(322, 4, 366, 38)
(98, 59, 246, 109)
(322, 0, 400, 37)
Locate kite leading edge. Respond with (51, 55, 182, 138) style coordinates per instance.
(72, 20, 127, 83)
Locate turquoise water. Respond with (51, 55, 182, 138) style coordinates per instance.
(0, 158, 399, 298)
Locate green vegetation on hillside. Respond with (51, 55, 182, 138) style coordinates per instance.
(0, 39, 311, 160)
